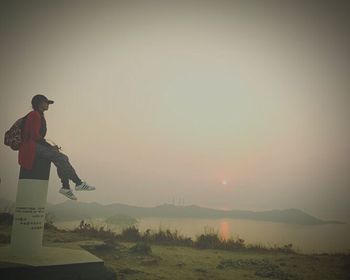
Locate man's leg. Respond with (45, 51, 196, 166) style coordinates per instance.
(35, 143, 82, 187)
(56, 167, 70, 189)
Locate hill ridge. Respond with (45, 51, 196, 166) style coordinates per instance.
(47, 201, 343, 225)
(0, 198, 343, 225)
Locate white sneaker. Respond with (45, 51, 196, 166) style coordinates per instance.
(59, 188, 77, 200)
(75, 181, 95, 191)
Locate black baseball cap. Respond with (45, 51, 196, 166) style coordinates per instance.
(31, 94, 54, 106)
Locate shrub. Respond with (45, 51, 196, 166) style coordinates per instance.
(118, 226, 141, 242)
(195, 232, 221, 249)
(279, 243, 295, 254)
(221, 237, 246, 250)
(0, 212, 13, 225)
(44, 222, 61, 231)
(143, 228, 193, 246)
(69, 222, 296, 255)
(73, 220, 116, 240)
(245, 243, 296, 254)
(45, 212, 55, 225)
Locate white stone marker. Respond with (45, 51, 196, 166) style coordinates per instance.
(10, 158, 51, 256)
(10, 179, 49, 256)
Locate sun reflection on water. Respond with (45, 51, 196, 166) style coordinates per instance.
(219, 220, 230, 240)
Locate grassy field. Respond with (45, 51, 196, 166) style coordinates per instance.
(1, 222, 349, 280)
(79, 241, 349, 280)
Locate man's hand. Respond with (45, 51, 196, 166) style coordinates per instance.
(52, 145, 61, 152)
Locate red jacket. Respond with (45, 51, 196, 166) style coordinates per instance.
(18, 111, 43, 170)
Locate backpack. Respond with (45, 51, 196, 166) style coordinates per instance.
(4, 115, 27, 150)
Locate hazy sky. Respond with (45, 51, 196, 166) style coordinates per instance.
(1, 0, 349, 221)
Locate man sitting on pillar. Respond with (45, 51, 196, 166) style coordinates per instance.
(18, 94, 95, 200)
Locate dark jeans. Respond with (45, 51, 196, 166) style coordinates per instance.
(35, 143, 82, 188)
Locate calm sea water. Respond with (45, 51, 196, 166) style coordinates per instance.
(55, 217, 350, 254)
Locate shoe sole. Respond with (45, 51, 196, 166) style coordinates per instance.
(59, 190, 77, 200)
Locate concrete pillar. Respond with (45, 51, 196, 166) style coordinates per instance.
(10, 157, 51, 256)
(0, 156, 114, 279)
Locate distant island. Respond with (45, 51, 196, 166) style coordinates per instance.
(0, 198, 344, 225)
